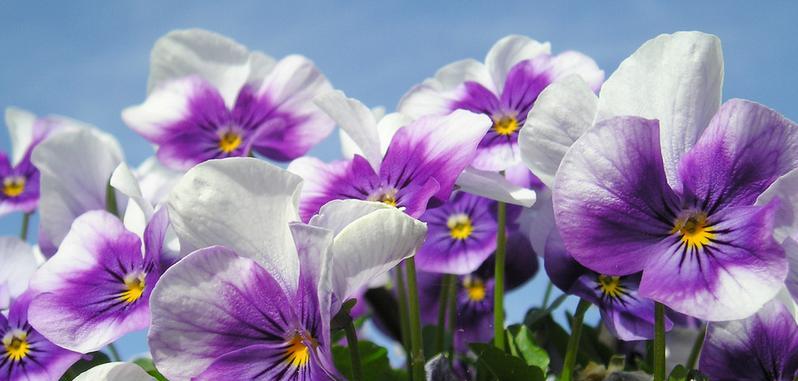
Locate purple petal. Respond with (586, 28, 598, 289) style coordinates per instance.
(554, 116, 680, 275)
(28, 211, 155, 353)
(416, 192, 498, 274)
(149, 246, 315, 381)
(1, 292, 82, 381)
(0, 152, 40, 217)
(249, 55, 334, 161)
(640, 202, 787, 321)
(700, 299, 798, 381)
(196, 343, 335, 381)
(678, 99, 798, 212)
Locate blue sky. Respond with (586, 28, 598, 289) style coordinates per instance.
(1, 1, 797, 359)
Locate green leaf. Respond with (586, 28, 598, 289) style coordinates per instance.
(507, 325, 549, 372)
(133, 357, 170, 381)
(469, 343, 545, 381)
(333, 340, 403, 381)
(59, 352, 111, 381)
(524, 294, 568, 326)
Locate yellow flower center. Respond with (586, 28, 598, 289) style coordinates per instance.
(597, 275, 624, 299)
(447, 213, 474, 240)
(218, 131, 242, 153)
(369, 188, 399, 207)
(492, 115, 519, 136)
(284, 333, 312, 368)
(2, 176, 25, 198)
(118, 273, 146, 303)
(463, 277, 486, 302)
(671, 212, 714, 249)
(3, 330, 29, 362)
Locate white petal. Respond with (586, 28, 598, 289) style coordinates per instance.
(597, 31, 724, 187)
(519, 75, 598, 189)
(5, 106, 37, 165)
(485, 35, 551, 93)
(258, 54, 333, 116)
(32, 126, 126, 250)
(757, 168, 798, 243)
(74, 362, 155, 381)
(245, 51, 278, 88)
(167, 158, 303, 292)
(315, 90, 381, 168)
(309, 199, 394, 235)
(455, 167, 536, 207)
(135, 157, 184, 207)
(397, 59, 493, 119)
(376, 112, 412, 155)
(122, 76, 205, 143)
(329, 207, 427, 309)
(112, 163, 154, 239)
(0, 237, 36, 309)
(517, 187, 555, 257)
(147, 29, 251, 107)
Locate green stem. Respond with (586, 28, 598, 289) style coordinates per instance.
(542, 280, 554, 308)
(493, 201, 507, 350)
(19, 212, 32, 241)
(395, 264, 413, 379)
(107, 343, 122, 362)
(653, 302, 666, 381)
(560, 299, 591, 381)
(344, 320, 364, 381)
(404, 257, 426, 381)
(105, 182, 119, 217)
(435, 274, 456, 355)
(447, 276, 458, 359)
(685, 324, 706, 370)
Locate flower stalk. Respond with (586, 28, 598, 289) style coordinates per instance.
(560, 298, 590, 381)
(344, 320, 364, 381)
(436, 274, 456, 355)
(493, 200, 507, 350)
(686, 324, 706, 369)
(653, 302, 666, 381)
(404, 257, 426, 381)
(20, 212, 32, 241)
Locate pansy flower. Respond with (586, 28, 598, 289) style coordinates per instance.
(321, 91, 536, 207)
(0, 108, 66, 217)
(123, 29, 335, 170)
(398, 35, 603, 172)
(525, 32, 798, 321)
(699, 299, 798, 380)
(416, 232, 538, 352)
(26, 207, 168, 353)
(149, 158, 427, 380)
(1, 291, 82, 381)
(544, 231, 673, 341)
(415, 191, 525, 274)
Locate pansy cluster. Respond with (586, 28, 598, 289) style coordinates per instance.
(0, 28, 796, 381)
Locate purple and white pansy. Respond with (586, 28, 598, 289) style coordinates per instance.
(699, 299, 798, 380)
(399, 35, 603, 172)
(0, 108, 69, 217)
(122, 29, 335, 170)
(2, 291, 82, 381)
(522, 31, 798, 321)
(289, 101, 492, 221)
(149, 158, 426, 380)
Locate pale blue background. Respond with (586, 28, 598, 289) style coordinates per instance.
(1, 1, 797, 360)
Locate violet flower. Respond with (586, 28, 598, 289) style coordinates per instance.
(700, 299, 798, 380)
(544, 231, 673, 341)
(551, 32, 798, 321)
(149, 158, 427, 380)
(288, 107, 491, 221)
(1, 291, 82, 381)
(398, 35, 603, 172)
(0, 108, 66, 217)
(123, 29, 335, 170)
